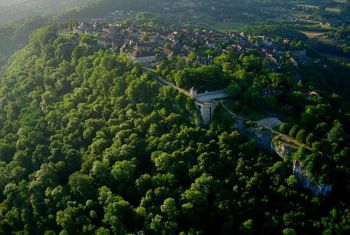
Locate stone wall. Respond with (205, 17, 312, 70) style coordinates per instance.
(196, 101, 217, 125)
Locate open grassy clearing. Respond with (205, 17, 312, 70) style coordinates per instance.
(213, 21, 251, 32)
(301, 31, 327, 39)
(307, 35, 350, 62)
(297, 4, 319, 9)
(320, 53, 350, 63)
(326, 7, 342, 13)
(294, 13, 313, 19)
(316, 37, 339, 46)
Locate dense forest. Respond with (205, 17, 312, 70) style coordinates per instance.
(0, 25, 349, 234)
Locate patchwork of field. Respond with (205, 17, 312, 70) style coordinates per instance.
(213, 21, 250, 32)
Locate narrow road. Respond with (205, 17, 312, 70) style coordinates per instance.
(220, 101, 311, 150)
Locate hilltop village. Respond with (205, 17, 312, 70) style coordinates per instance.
(63, 21, 338, 131)
(66, 21, 329, 110)
(71, 21, 312, 72)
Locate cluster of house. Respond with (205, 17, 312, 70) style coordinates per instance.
(72, 22, 310, 68)
(240, 34, 309, 68)
(73, 22, 232, 65)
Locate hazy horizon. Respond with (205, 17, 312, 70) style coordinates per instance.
(0, 0, 85, 23)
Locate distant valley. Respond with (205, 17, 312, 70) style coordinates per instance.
(0, 0, 87, 23)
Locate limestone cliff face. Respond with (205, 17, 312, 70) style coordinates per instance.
(272, 139, 332, 196)
(232, 120, 333, 197)
(293, 161, 332, 196)
(271, 139, 294, 160)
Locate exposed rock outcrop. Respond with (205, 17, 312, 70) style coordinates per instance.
(229, 112, 333, 197)
(272, 139, 333, 196)
(271, 139, 295, 160)
(293, 161, 332, 196)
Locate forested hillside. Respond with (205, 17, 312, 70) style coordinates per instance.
(0, 26, 349, 234)
(0, 0, 106, 68)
